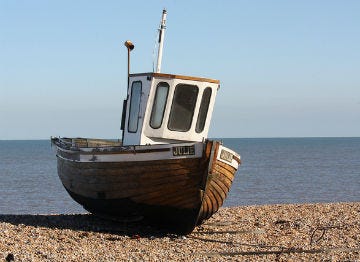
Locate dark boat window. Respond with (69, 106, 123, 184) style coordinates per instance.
(196, 87, 212, 133)
(168, 84, 198, 132)
(150, 82, 169, 129)
(128, 81, 142, 133)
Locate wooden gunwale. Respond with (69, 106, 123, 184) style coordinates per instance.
(233, 155, 241, 164)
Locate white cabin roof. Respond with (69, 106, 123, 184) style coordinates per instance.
(130, 72, 220, 84)
(122, 72, 220, 146)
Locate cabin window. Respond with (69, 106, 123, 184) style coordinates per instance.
(196, 87, 212, 133)
(168, 84, 198, 132)
(150, 82, 169, 129)
(128, 81, 142, 133)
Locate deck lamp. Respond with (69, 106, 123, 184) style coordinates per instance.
(124, 40, 134, 88)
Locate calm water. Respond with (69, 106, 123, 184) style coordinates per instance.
(0, 138, 359, 214)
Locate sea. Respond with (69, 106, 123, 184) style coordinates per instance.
(0, 138, 359, 214)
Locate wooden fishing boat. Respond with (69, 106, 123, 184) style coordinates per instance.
(51, 10, 241, 234)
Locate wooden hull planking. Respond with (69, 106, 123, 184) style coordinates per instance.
(52, 138, 240, 234)
(196, 142, 238, 224)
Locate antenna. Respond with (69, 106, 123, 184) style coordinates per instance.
(156, 9, 167, 73)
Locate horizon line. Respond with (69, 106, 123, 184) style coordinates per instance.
(1, 136, 360, 141)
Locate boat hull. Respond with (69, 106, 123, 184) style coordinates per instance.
(52, 138, 240, 234)
(65, 187, 201, 234)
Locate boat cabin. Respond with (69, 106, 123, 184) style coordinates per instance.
(121, 72, 219, 145)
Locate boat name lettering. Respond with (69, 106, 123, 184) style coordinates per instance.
(173, 145, 195, 156)
(220, 149, 233, 162)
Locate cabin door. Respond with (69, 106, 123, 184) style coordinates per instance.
(128, 81, 142, 133)
(123, 78, 147, 146)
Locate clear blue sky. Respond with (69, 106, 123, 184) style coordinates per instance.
(1, 0, 359, 139)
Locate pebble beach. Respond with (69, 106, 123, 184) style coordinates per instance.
(1, 202, 359, 261)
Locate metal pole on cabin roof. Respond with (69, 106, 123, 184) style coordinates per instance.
(124, 40, 134, 88)
(156, 9, 167, 73)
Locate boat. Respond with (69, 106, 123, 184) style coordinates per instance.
(51, 9, 241, 234)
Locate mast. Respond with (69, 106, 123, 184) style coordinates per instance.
(156, 9, 167, 73)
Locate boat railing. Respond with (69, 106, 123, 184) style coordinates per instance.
(51, 137, 123, 150)
(51, 137, 77, 150)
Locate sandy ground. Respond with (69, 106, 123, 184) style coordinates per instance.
(1, 202, 359, 261)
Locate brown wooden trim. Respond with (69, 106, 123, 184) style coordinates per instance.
(211, 142, 220, 172)
(204, 140, 213, 158)
(233, 155, 241, 165)
(130, 72, 220, 84)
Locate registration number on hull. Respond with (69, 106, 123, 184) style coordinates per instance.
(173, 145, 195, 156)
(220, 149, 233, 163)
